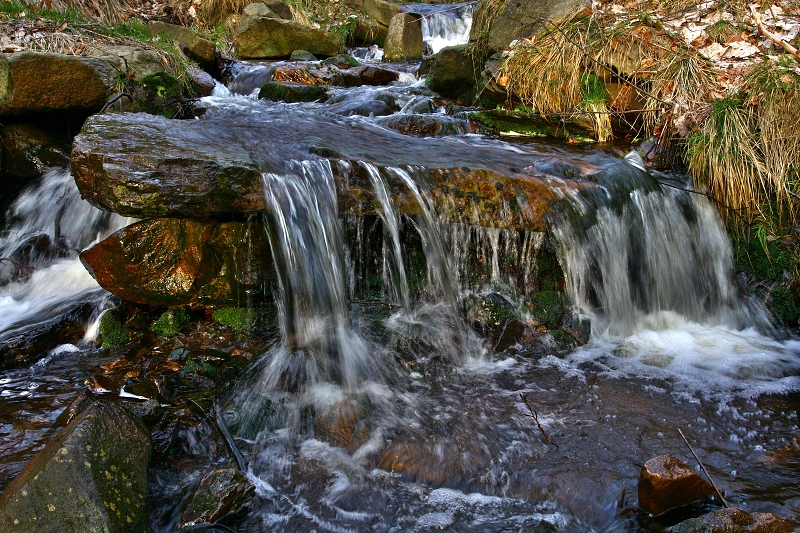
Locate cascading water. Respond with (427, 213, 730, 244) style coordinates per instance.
(415, 2, 475, 54)
(0, 169, 130, 339)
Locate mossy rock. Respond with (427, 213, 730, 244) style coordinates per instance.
(212, 307, 256, 333)
(769, 286, 799, 325)
(323, 54, 359, 68)
(258, 81, 329, 102)
(99, 310, 131, 348)
(124, 71, 194, 118)
(531, 290, 569, 328)
(151, 307, 189, 337)
(469, 109, 595, 141)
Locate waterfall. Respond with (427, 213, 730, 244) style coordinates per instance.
(416, 2, 475, 54)
(0, 170, 130, 337)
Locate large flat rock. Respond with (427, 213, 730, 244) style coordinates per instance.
(235, 16, 340, 59)
(70, 110, 624, 231)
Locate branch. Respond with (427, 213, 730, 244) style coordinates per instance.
(678, 428, 730, 508)
(520, 393, 559, 450)
(750, 4, 800, 61)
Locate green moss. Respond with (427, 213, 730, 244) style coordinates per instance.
(323, 54, 359, 67)
(769, 286, 799, 324)
(731, 231, 794, 282)
(550, 329, 575, 345)
(182, 358, 217, 377)
(469, 110, 594, 140)
(212, 307, 255, 333)
(99, 311, 131, 349)
(151, 307, 189, 337)
(531, 290, 569, 328)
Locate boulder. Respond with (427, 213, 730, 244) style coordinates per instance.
(82, 43, 167, 79)
(426, 44, 479, 99)
(180, 468, 254, 528)
(326, 98, 392, 117)
(289, 49, 318, 61)
(188, 66, 217, 97)
(0, 122, 71, 179)
(463, 293, 525, 352)
(0, 52, 117, 115)
(637, 455, 714, 515)
(0, 401, 151, 533)
(80, 218, 274, 306)
(342, 0, 401, 27)
(258, 82, 329, 102)
(349, 65, 399, 85)
(384, 13, 423, 62)
(487, 0, 590, 53)
(148, 20, 217, 68)
(70, 111, 619, 230)
(235, 16, 340, 59)
(672, 508, 794, 533)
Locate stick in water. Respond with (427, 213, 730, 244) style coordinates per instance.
(678, 428, 729, 508)
(520, 393, 559, 450)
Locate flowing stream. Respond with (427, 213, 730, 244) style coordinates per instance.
(1, 15, 799, 532)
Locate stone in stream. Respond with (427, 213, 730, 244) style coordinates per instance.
(235, 15, 340, 59)
(180, 468, 254, 528)
(72, 111, 612, 227)
(349, 64, 399, 85)
(671, 508, 795, 533)
(384, 13, 423, 62)
(426, 44, 479, 100)
(289, 49, 318, 61)
(80, 218, 274, 307)
(0, 52, 117, 115)
(0, 122, 71, 180)
(381, 114, 472, 136)
(272, 63, 362, 87)
(637, 455, 714, 515)
(259, 81, 329, 103)
(0, 401, 152, 533)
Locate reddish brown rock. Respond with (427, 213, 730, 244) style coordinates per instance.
(672, 508, 795, 533)
(637, 455, 714, 515)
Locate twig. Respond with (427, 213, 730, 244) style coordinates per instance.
(215, 402, 247, 473)
(677, 428, 729, 508)
(750, 4, 800, 62)
(520, 393, 559, 450)
(0, 257, 36, 270)
(351, 300, 401, 308)
(657, 179, 752, 226)
(99, 92, 132, 113)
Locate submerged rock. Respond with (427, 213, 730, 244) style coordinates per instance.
(259, 81, 329, 102)
(638, 455, 714, 515)
(180, 468, 254, 528)
(672, 508, 795, 533)
(381, 114, 471, 136)
(0, 401, 151, 532)
(80, 217, 274, 307)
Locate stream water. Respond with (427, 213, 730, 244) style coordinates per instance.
(1, 4, 799, 532)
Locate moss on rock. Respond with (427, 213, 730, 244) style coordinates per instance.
(151, 307, 189, 336)
(99, 311, 131, 348)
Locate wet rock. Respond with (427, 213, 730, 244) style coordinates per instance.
(235, 16, 340, 59)
(464, 293, 526, 352)
(0, 122, 71, 180)
(342, 0, 401, 27)
(426, 45, 479, 100)
(487, 0, 590, 53)
(71, 111, 619, 229)
(0, 401, 151, 532)
(259, 81, 329, 102)
(54, 389, 95, 427)
(290, 49, 318, 61)
(0, 52, 116, 115)
(315, 400, 371, 451)
(381, 114, 471, 136)
(80, 218, 274, 307)
(180, 468, 254, 527)
(326, 98, 392, 117)
(272, 64, 362, 87)
(349, 65, 400, 85)
(149, 21, 217, 69)
(188, 67, 217, 97)
(759, 436, 800, 468)
(323, 54, 360, 69)
(638, 455, 714, 516)
(671, 508, 795, 533)
(384, 13, 423, 62)
(468, 109, 596, 141)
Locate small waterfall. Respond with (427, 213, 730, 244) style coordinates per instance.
(0, 170, 130, 337)
(416, 2, 475, 54)
(549, 164, 768, 337)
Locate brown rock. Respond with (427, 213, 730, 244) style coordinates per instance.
(672, 508, 795, 533)
(349, 65, 399, 85)
(384, 13, 423, 62)
(342, 0, 401, 27)
(272, 64, 362, 87)
(148, 21, 217, 67)
(638, 455, 714, 515)
(80, 218, 275, 307)
(0, 52, 116, 115)
(235, 16, 340, 59)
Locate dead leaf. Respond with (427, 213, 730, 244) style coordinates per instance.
(56, 21, 67, 31)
